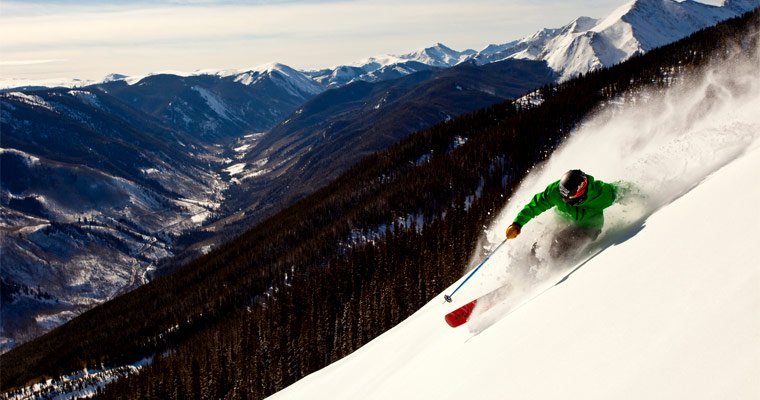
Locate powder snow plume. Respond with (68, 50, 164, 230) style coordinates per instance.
(466, 34, 760, 333)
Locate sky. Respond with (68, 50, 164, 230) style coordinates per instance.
(0, 0, 726, 82)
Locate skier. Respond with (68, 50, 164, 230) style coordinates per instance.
(505, 169, 618, 259)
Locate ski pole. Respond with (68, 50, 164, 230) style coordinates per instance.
(443, 239, 507, 303)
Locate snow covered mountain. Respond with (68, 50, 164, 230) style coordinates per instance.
(297, 0, 758, 87)
(471, 0, 759, 81)
(224, 63, 324, 98)
(1, 64, 324, 99)
(303, 43, 476, 88)
(270, 23, 760, 399)
(285, 0, 759, 87)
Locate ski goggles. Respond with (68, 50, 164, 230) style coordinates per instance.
(560, 178, 588, 205)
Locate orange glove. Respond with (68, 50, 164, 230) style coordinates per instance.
(506, 223, 521, 239)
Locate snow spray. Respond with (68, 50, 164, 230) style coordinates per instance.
(468, 32, 760, 333)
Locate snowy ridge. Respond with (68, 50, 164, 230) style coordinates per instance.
(230, 63, 324, 98)
(470, 0, 758, 81)
(120, 63, 325, 99)
(398, 43, 475, 68)
(2, 92, 57, 113)
(349, 43, 474, 72)
(0, 78, 97, 91)
(269, 29, 760, 400)
(306, 43, 477, 87)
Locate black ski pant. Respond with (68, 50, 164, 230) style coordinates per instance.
(549, 224, 601, 260)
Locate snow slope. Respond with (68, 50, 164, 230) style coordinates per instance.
(269, 32, 760, 400)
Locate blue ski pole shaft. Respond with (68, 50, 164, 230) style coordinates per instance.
(444, 239, 507, 303)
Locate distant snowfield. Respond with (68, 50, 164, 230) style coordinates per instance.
(269, 43, 760, 400)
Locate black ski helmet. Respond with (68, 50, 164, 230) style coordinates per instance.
(559, 169, 588, 206)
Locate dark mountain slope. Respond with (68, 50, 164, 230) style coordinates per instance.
(94, 71, 321, 142)
(1, 88, 211, 193)
(1, 88, 226, 348)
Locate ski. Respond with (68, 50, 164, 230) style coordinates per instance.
(444, 285, 510, 328)
(445, 247, 604, 328)
(444, 298, 478, 327)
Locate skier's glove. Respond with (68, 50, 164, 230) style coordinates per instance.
(506, 223, 521, 239)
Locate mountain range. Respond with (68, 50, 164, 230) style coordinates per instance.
(3, 0, 754, 92)
(1, 0, 757, 353)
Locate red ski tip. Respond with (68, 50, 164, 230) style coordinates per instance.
(444, 299, 478, 328)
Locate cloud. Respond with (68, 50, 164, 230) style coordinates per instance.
(0, 2, 499, 52)
(0, 59, 67, 66)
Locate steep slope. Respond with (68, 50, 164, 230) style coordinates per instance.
(270, 22, 760, 399)
(271, 144, 760, 400)
(472, 0, 758, 80)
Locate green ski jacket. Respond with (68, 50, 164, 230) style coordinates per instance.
(513, 174, 617, 229)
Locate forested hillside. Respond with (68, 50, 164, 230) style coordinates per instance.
(2, 8, 756, 399)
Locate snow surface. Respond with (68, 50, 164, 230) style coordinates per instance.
(269, 36, 760, 400)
